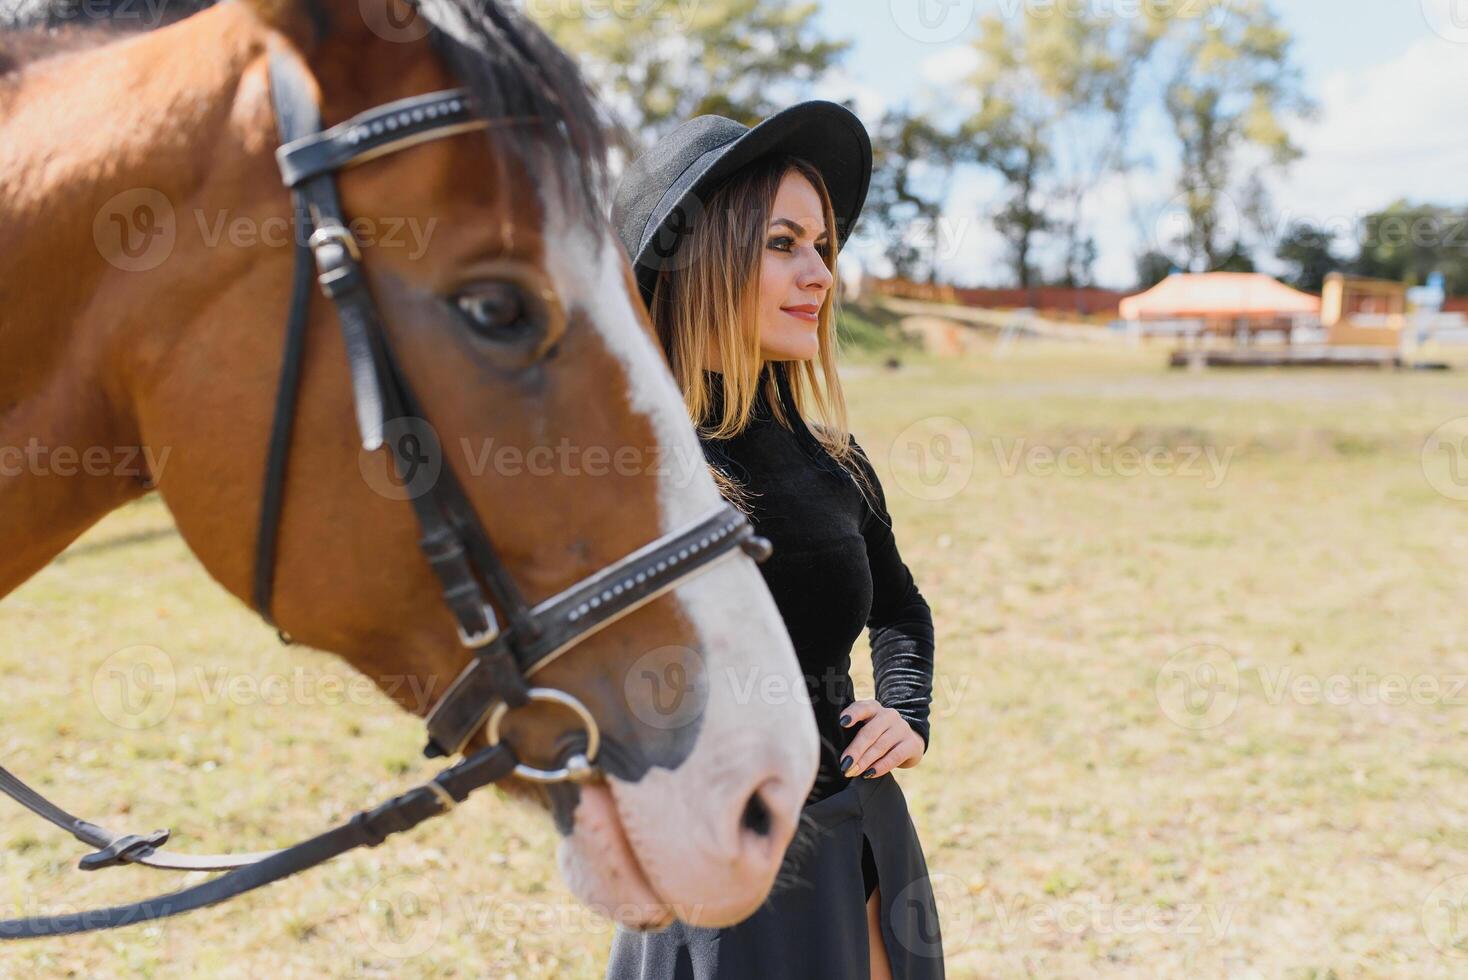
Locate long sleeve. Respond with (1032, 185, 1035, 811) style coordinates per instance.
(850, 436, 936, 752)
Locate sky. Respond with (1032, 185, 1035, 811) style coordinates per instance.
(797, 0, 1468, 290)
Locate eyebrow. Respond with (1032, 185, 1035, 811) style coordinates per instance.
(770, 218, 829, 239)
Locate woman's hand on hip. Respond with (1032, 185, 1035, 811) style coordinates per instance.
(837, 699, 925, 779)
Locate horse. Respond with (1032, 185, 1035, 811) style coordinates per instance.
(0, 0, 819, 932)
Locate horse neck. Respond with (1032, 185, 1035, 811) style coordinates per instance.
(0, 6, 272, 597)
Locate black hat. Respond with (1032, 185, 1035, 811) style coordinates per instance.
(611, 101, 872, 306)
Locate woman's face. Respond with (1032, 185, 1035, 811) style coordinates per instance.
(755, 170, 834, 363)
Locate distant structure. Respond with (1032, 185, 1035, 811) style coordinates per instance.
(1320, 273, 1408, 347)
(1407, 271, 1448, 315)
(865, 276, 1128, 318)
(1118, 272, 1321, 343)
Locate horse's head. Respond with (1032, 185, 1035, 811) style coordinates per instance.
(3, 0, 819, 928)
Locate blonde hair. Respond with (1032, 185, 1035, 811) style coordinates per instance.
(647, 154, 876, 512)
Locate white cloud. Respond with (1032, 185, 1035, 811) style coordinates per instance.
(813, 65, 892, 122)
(919, 44, 980, 87)
(1265, 33, 1468, 246)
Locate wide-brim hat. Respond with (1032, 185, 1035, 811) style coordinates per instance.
(612, 101, 872, 307)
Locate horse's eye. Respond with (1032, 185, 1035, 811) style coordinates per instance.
(453, 283, 534, 342)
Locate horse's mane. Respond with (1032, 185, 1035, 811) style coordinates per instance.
(421, 0, 610, 215)
(1, 0, 610, 213)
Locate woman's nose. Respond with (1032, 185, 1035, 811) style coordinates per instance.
(799, 251, 833, 292)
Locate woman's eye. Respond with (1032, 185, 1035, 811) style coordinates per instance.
(767, 237, 831, 258)
(453, 283, 532, 341)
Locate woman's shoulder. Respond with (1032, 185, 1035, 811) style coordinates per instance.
(806, 425, 886, 525)
(807, 421, 863, 455)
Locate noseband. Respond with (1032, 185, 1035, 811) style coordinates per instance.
(0, 47, 769, 938)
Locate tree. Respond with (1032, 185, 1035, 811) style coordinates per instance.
(959, 8, 1150, 289)
(1147, 1, 1313, 271)
(1213, 243, 1256, 274)
(1354, 201, 1468, 296)
(1276, 222, 1341, 292)
(1136, 250, 1177, 290)
(863, 108, 965, 282)
(531, 0, 848, 155)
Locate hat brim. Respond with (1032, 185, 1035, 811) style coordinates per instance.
(628, 101, 872, 304)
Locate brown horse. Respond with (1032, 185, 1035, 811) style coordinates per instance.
(0, 0, 817, 930)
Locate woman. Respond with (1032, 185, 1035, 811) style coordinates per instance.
(605, 103, 945, 979)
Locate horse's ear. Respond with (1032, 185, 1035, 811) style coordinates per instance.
(238, 0, 423, 53)
(236, 0, 323, 49)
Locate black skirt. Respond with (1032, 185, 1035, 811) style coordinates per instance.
(604, 773, 946, 979)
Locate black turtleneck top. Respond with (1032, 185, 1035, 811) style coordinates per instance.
(699, 365, 936, 804)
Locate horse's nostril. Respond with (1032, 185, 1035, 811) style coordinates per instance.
(740, 784, 773, 837)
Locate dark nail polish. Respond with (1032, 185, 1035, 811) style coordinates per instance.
(839, 755, 852, 773)
(839, 714, 851, 727)
(862, 767, 876, 778)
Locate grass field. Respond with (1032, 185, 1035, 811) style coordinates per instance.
(4, 332, 1468, 977)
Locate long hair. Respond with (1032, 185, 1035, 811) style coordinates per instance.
(647, 153, 875, 511)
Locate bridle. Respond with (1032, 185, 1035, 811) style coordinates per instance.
(0, 47, 769, 938)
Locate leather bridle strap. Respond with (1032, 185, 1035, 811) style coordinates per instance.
(251, 160, 313, 639)
(0, 744, 516, 938)
(253, 48, 537, 712)
(425, 504, 768, 756)
(0, 764, 279, 872)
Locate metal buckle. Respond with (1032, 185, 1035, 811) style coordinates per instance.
(78, 829, 171, 872)
(307, 223, 362, 263)
(456, 604, 501, 649)
(485, 688, 600, 784)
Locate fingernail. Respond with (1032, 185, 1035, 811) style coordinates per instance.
(862, 767, 876, 778)
(839, 755, 852, 774)
(839, 714, 851, 727)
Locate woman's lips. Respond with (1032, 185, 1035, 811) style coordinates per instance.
(782, 307, 819, 322)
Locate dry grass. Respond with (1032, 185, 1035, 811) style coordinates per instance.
(4, 339, 1468, 977)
